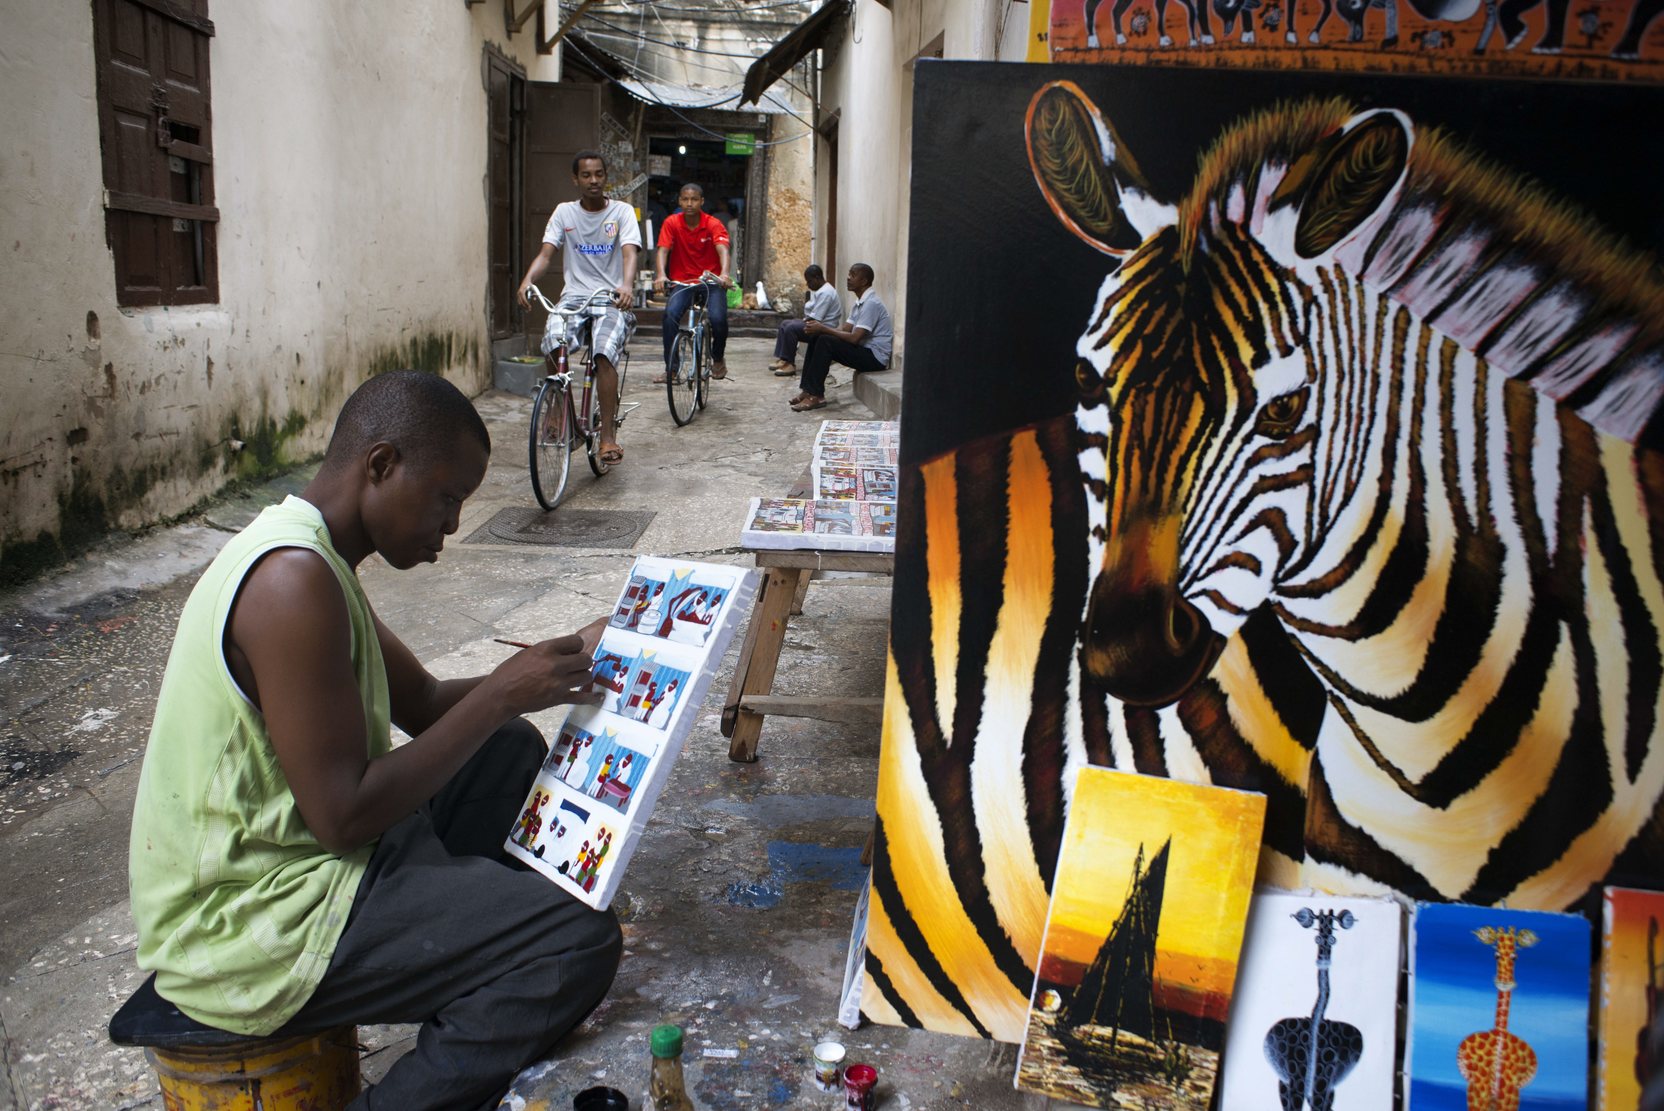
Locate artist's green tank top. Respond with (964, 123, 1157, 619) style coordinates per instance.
(129, 496, 390, 1035)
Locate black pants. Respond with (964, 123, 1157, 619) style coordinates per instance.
(662, 283, 728, 366)
(800, 336, 885, 397)
(284, 720, 622, 1111)
(774, 319, 809, 364)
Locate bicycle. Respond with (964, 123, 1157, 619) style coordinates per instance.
(524, 285, 636, 511)
(662, 272, 727, 427)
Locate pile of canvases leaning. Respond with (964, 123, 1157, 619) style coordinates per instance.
(851, 67, 1664, 1111)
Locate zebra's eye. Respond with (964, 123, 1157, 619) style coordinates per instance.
(1254, 387, 1309, 439)
(1075, 360, 1106, 406)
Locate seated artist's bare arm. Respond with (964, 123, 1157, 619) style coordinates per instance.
(375, 612, 607, 736)
(227, 548, 600, 855)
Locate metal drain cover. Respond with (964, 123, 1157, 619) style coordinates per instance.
(462, 507, 655, 548)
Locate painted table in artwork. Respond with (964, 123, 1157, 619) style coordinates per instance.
(719, 546, 895, 762)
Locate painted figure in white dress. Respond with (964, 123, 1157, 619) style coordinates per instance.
(647, 679, 679, 730)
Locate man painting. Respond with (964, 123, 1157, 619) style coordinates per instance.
(128, 372, 618, 1111)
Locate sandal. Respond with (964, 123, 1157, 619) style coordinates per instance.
(652, 373, 668, 385)
(712, 359, 728, 380)
(791, 397, 827, 412)
(598, 443, 624, 464)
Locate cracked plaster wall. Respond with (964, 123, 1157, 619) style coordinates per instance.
(0, 2, 562, 572)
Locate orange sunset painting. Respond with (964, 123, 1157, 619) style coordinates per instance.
(1599, 886, 1664, 1110)
(1015, 768, 1265, 1109)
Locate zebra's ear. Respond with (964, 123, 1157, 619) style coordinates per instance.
(1273, 109, 1412, 260)
(1026, 81, 1170, 257)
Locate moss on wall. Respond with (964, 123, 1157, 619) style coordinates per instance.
(0, 328, 483, 588)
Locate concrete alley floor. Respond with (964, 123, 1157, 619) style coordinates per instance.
(0, 337, 1043, 1110)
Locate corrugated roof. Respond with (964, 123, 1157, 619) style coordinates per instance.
(617, 78, 797, 116)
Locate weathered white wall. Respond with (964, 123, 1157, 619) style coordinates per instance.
(0, 1, 559, 575)
(813, 0, 1004, 366)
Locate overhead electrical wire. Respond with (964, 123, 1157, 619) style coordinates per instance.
(564, 34, 817, 147)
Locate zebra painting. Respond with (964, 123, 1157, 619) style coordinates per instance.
(864, 70, 1664, 1043)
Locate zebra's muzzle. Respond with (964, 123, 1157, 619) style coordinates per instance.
(1080, 575, 1221, 707)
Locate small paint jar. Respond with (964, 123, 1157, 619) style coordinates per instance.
(812, 1040, 846, 1092)
(573, 1085, 628, 1111)
(843, 1062, 877, 1110)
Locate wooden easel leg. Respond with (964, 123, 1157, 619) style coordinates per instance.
(789, 570, 813, 616)
(724, 567, 805, 762)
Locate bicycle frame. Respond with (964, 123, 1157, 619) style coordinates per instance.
(531, 286, 619, 434)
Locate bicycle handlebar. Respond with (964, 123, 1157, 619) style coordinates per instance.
(662, 271, 730, 291)
(525, 285, 623, 313)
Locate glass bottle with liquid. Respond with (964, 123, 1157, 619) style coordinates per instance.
(644, 1024, 695, 1111)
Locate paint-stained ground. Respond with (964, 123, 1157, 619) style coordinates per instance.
(0, 338, 1047, 1110)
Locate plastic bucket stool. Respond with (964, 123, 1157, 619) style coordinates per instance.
(145, 1026, 362, 1111)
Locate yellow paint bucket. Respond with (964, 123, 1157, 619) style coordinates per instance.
(145, 1025, 361, 1111)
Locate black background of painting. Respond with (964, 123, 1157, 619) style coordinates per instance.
(900, 61, 1664, 465)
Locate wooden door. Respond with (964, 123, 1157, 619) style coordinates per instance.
(824, 120, 838, 282)
(486, 53, 524, 340)
(521, 81, 601, 340)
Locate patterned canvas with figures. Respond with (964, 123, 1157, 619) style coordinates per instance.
(862, 60, 1664, 1041)
(505, 556, 756, 909)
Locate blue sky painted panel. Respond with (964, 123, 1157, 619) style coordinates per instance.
(1408, 902, 1591, 1111)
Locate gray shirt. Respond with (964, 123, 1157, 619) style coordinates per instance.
(804, 284, 844, 328)
(543, 199, 642, 298)
(848, 290, 893, 367)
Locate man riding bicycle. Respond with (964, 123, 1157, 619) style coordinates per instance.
(653, 183, 733, 384)
(518, 150, 638, 465)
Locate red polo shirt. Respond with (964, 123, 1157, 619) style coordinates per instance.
(659, 212, 730, 282)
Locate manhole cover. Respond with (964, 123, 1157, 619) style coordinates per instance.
(462, 507, 655, 548)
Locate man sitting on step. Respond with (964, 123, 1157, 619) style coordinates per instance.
(128, 371, 621, 1111)
(770, 263, 844, 378)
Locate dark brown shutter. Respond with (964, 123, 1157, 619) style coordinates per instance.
(93, 0, 218, 306)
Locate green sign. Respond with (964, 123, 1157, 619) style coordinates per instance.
(724, 132, 756, 156)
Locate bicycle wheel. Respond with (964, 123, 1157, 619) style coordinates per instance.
(529, 378, 573, 510)
(667, 329, 699, 426)
(695, 330, 709, 411)
(586, 366, 611, 477)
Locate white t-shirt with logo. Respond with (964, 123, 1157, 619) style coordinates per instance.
(543, 199, 643, 299)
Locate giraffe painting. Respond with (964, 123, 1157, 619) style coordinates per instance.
(1456, 927, 1538, 1111)
(1408, 903, 1589, 1109)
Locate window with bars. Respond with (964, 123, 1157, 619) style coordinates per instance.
(92, 0, 219, 306)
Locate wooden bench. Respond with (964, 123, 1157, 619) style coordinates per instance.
(719, 546, 894, 762)
(110, 974, 361, 1110)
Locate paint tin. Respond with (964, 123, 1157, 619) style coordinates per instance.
(811, 1040, 846, 1092)
(843, 1062, 877, 1110)
(573, 1085, 629, 1111)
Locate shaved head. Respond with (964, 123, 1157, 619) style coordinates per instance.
(323, 370, 490, 474)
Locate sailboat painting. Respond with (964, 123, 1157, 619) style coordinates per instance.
(1015, 768, 1265, 1108)
(1219, 893, 1402, 1111)
(1407, 902, 1590, 1111)
(1597, 887, 1664, 1111)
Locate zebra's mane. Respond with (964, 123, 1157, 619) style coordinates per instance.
(1180, 99, 1664, 444)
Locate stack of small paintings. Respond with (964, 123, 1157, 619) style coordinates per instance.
(740, 420, 899, 552)
(503, 556, 757, 909)
(1219, 893, 1402, 1110)
(1599, 887, 1664, 1109)
(739, 497, 897, 551)
(1015, 768, 1265, 1109)
(1407, 903, 1591, 1110)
